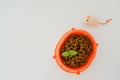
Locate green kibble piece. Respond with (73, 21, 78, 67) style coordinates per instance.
(62, 52, 69, 57)
(69, 50, 77, 56)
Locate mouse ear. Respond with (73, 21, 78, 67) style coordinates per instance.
(86, 16, 91, 18)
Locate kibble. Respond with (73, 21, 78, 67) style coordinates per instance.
(61, 34, 93, 68)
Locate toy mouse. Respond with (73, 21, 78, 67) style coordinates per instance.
(83, 16, 112, 27)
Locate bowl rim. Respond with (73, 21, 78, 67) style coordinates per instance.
(54, 28, 98, 74)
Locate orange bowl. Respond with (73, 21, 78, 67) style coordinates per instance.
(53, 28, 98, 75)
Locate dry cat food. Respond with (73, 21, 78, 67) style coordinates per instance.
(61, 34, 93, 68)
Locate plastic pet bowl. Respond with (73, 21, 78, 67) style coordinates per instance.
(53, 28, 98, 75)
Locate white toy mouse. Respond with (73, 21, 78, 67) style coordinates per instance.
(83, 16, 112, 27)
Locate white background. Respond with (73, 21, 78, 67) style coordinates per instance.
(0, 0, 120, 80)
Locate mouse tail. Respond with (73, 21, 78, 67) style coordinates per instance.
(100, 18, 112, 25)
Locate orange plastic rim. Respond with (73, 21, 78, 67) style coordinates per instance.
(53, 28, 98, 75)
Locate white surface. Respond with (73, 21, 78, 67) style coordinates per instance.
(0, 0, 120, 80)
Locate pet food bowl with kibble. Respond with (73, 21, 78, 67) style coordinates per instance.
(53, 28, 98, 75)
